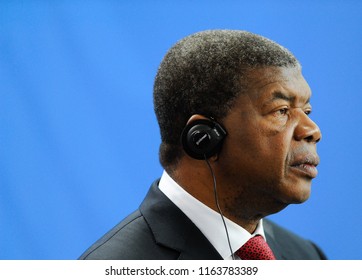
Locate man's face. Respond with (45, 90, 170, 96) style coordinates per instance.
(217, 66, 321, 217)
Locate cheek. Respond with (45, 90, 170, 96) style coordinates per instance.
(248, 136, 293, 189)
(221, 118, 294, 177)
(247, 132, 291, 170)
(220, 133, 289, 184)
(262, 125, 294, 161)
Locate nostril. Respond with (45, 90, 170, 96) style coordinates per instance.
(305, 134, 320, 143)
(305, 135, 321, 143)
(305, 135, 314, 142)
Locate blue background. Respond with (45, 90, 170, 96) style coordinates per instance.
(1, 1, 361, 260)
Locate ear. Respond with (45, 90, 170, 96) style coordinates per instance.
(185, 114, 209, 125)
(183, 114, 224, 162)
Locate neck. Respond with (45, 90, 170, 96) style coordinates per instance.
(169, 158, 267, 234)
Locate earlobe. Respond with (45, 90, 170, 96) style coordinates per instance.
(209, 153, 219, 162)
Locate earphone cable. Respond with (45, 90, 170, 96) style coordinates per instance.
(204, 155, 235, 260)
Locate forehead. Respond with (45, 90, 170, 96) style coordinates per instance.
(244, 67, 312, 106)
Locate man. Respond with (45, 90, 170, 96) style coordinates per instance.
(79, 30, 327, 260)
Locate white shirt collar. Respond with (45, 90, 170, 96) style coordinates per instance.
(158, 170, 266, 260)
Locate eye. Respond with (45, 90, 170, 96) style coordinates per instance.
(277, 108, 289, 115)
(270, 106, 290, 120)
(304, 109, 312, 115)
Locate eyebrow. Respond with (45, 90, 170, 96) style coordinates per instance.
(264, 91, 310, 106)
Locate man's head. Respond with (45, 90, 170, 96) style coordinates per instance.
(154, 30, 299, 170)
(153, 30, 321, 223)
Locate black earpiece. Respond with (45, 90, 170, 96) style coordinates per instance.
(181, 118, 227, 160)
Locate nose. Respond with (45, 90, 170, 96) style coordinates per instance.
(294, 110, 322, 143)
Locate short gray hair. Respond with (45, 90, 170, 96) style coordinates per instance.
(153, 30, 299, 169)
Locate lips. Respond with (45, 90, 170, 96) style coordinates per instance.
(289, 154, 320, 178)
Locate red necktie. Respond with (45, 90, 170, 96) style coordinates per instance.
(235, 235, 276, 260)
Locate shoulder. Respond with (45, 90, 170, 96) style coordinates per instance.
(79, 210, 179, 260)
(264, 219, 327, 260)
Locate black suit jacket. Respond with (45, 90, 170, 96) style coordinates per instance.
(79, 180, 327, 260)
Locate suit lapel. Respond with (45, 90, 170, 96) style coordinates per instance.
(264, 219, 287, 260)
(140, 180, 222, 260)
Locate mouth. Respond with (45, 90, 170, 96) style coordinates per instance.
(289, 155, 320, 179)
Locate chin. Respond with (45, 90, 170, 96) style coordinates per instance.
(288, 188, 311, 204)
(281, 165, 316, 199)
(291, 194, 310, 204)
(280, 181, 312, 205)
